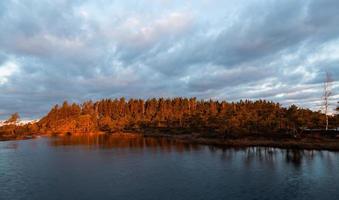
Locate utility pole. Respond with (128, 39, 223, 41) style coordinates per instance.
(322, 72, 332, 131)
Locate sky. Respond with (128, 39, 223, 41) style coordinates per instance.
(0, 0, 338, 120)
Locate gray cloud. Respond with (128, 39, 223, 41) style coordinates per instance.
(0, 0, 338, 119)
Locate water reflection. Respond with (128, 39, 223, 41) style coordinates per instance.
(218, 147, 337, 169)
(285, 150, 305, 168)
(49, 134, 202, 152)
(49, 134, 338, 169)
(4, 143, 19, 149)
(1, 135, 339, 200)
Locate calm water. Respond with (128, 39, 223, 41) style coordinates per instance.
(0, 135, 339, 200)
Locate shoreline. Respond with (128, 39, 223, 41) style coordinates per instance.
(141, 133, 339, 151)
(0, 135, 37, 141)
(176, 137, 339, 151)
(1, 132, 339, 151)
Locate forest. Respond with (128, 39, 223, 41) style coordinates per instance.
(1, 98, 338, 141)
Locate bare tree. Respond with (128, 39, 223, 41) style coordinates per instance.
(336, 101, 339, 131)
(5, 112, 20, 124)
(322, 72, 332, 131)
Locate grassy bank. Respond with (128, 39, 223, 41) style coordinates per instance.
(142, 133, 339, 151)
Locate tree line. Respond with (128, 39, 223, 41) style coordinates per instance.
(36, 98, 339, 137)
(1, 98, 338, 140)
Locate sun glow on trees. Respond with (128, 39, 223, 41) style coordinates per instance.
(36, 98, 336, 136)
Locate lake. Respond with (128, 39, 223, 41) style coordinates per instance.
(1, 135, 338, 200)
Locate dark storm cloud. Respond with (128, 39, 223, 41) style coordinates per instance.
(0, 0, 338, 119)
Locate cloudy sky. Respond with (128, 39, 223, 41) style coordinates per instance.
(0, 0, 338, 120)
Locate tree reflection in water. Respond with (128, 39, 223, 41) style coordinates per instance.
(49, 134, 202, 153)
(218, 147, 336, 169)
(50, 134, 338, 169)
